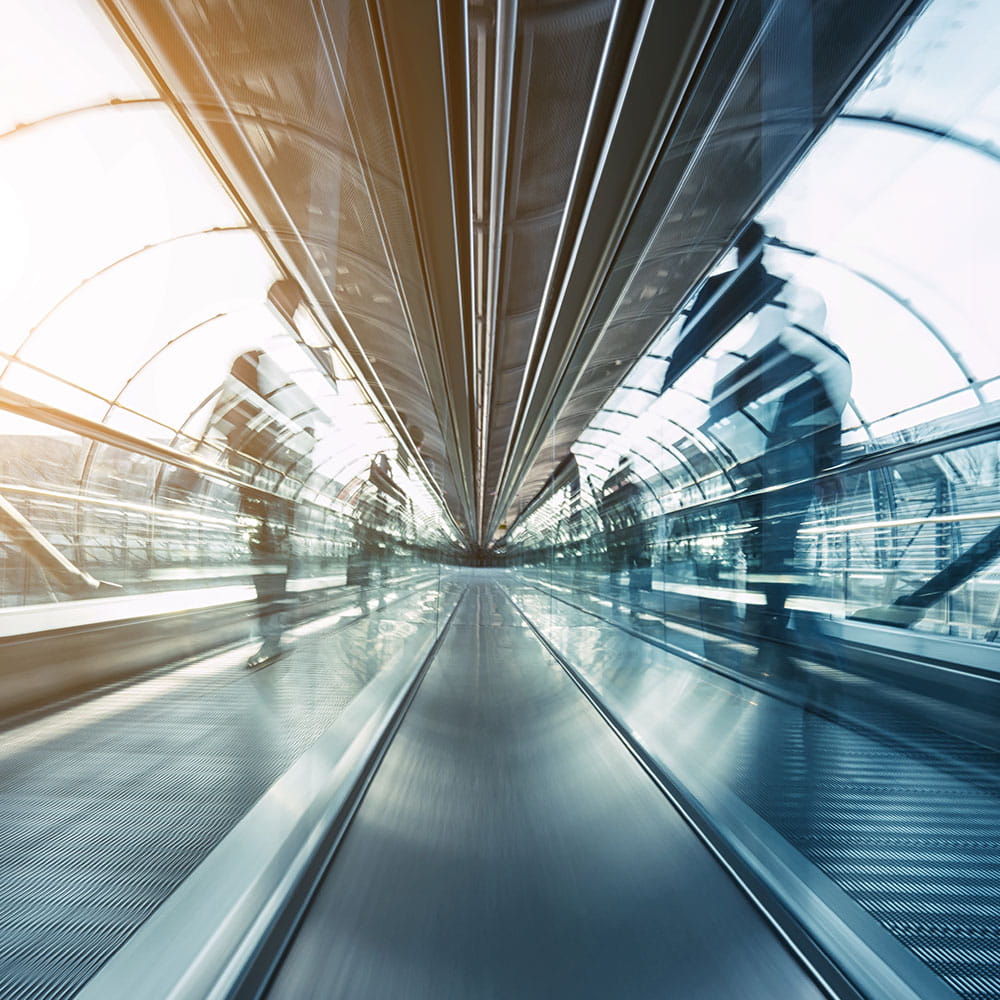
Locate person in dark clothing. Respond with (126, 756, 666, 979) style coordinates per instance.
(757, 287, 850, 634)
(242, 489, 292, 667)
(596, 458, 650, 587)
(672, 224, 851, 641)
(654, 223, 852, 701)
(716, 280, 851, 638)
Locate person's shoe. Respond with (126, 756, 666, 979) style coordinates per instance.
(246, 639, 287, 668)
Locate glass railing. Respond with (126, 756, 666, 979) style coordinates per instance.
(511, 420, 1000, 648)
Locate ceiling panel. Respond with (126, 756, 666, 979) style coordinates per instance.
(97, 0, 916, 547)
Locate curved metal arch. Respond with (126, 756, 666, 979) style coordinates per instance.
(2, 336, 235, 568)
(163, 315, 350, 477)
(0, 348, 183, 443)
(2, 226, 251, 381)
(170, 386, 230, 465)
(223, 413, 306, 487)
(248, 391, 340, 481)
(0, 92, 408, 207)
(74, 310, 228, 559)
(37, 248, 271, 554)
(580, 437, 678, 495)
(291, 468, 345, 507)
(580, 299, 871, 520)
(596, 397, 727, 499)
(100, 311, 230, 422)
(576, 440, 669, 523)
(592, 359, 867, 523)
(1, 106, 338, 526)
(839, 111, 1000, 167)
(108, 316, 355, 510)
(618, 450, 670, 519)
(258, 443, 313, 492)
(686, 421, 744, 490)
(767, 238, 986, 418)
(0, 97, 161, 142)
(637, 434, 706, 503)
(661, 414, 737, 489)
(556, 452, 662, 568)
(164, 388, 303, 498)
(291, 463, 362, 513)
(574, 446, 667, 518)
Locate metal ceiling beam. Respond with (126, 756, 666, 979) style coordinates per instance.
(366, 0, 479, 539)
(496, 0, 923, 540)
(486, 0, 725, 538)
(97, 0, 469, 540)
(93, 0, 925, 551)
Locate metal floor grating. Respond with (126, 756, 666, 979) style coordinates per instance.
(0, 584, 455, 1000)
(733, 716, 1000, 979)
(514, 583, 1000, 1000)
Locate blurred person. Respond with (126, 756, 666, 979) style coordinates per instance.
(353, 489, 392, 613)
(723, 304, 850, 655)
(242, 487, 293, 668)
(595, 459, 652, 608)
(687, 225, 851, 648)
(197, 348, 318, 667)
(351, 514, 377, 611)
(751, 282, 850, 640)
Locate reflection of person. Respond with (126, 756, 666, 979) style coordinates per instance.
(713, 271, 851, 639)
(242, 488, 292, 667)
(680, 224, 850, 647)
(350, 516, 374, 603)
(596, 459, 649, 585)
(757, 285, 850, 635)
(352, 492, 391, 612)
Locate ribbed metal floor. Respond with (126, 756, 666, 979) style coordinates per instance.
(737, 719, 1000, 1000)
(514, 580, 1000, 1000)
(0, 582, 458, 1000)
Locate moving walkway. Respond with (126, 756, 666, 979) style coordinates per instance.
(6, 571, 993, 999)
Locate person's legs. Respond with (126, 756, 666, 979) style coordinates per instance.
(250, 571, 287, 663)
(760, 514, 799, 635)
(755, 488, 811, 687)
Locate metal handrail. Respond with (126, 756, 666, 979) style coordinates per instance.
(644, 416, 1000, 525)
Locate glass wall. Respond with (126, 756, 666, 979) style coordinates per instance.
(0, 0, 456, 612)
(507, 0, 1000, 647)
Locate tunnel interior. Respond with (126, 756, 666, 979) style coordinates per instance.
(1, 0, 999, 998)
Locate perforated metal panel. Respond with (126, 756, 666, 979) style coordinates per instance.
(746, 717, 1000, 1000)
(0, 589, 446, 999)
